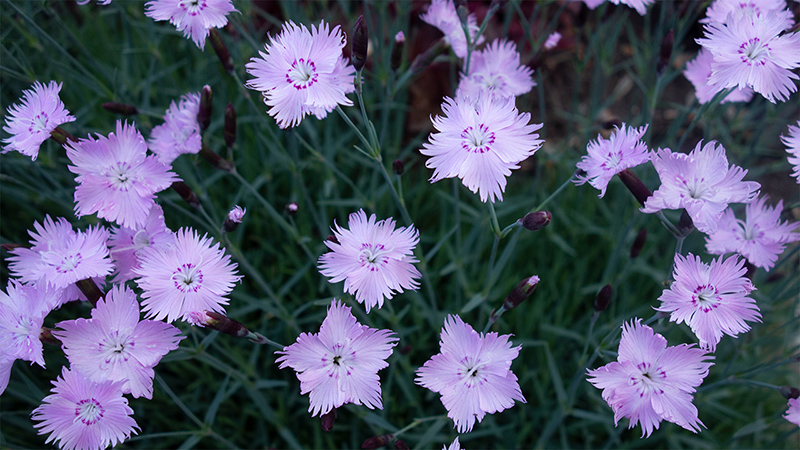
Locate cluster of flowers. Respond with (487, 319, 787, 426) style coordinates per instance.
(574, 121, 799, 434)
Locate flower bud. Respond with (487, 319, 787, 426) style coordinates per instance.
(391, 31, 405, 71)
(593, 284, 612, 312)
(49, 127, 78, 145)
(199, 143, 233, 172)
(172, 181, 201, 208)
(657, 29, 674, 75)
(352, 15, 369, 71)
(521, 211, 551, 231)
(190, 311, 250, 338)
(285, 202, 299, 216)
(678, 209, 694, 236)
(224, 102, 236, 149)
(630, 228, 647, 259)
(1, 243, 26, 252)
(102, 102, 138, 116)
(40, 327, 61, 346)
(392, 159, 405, 175)
(398, 344, 412, 355)
(76, 278, 103, 307)
(393, 440, 409, 450)
(617, 168, 652, 206)
(362, 435, 393, 449)
(780, 385, 800, 400)
(326, 234, 339, 245)
(409, 38, 448, 74)
(504, 275, 540, 310)
(209, 28, 234, 74)
(321, 409, 337, 431)
(198, 85, 213, 133)
(223, 206, 246, 232)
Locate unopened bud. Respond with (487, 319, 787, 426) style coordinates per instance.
(199, 143, 233, 172)
(544, 31, 561, 50)
(409, 38, 448, 74)
(393, 440, 409, 450)
(398, 344, 412, 355)
(49, 127, 78, 145)
(779, 385, 800, 399)
(521, 211, 551, 231)
(102, 102, 138, 116)
(285, 202, 299, 216)
(657, 29, 674, 75)
(223, 205, 246, 232)
(392, 159, 405, 175)
(321, 409, 337, 431)
(40, 327, 61, 346)
(617, 168, 652, 206)
(172, 181, 201, 208)
(198, 85, 213, 133)
(744, 261, 757, 280)
(76, 278, 103, 307)
(362, 435, 393, 449)
(1, 243, 26, 252)
(593, 284, 612, 312)
(326, 234, 339, 245)
(504, 275, 540, 310)
(190, 311, 249, 337)
(678, 209, 694, 236)
(456, 4, 469, 24)
(352, 15, 368, 71)
(391, 31, 405, 71)
(209, 28, 234, 74)
(224, 102, 236, 149)
(630, 228, 647, 259)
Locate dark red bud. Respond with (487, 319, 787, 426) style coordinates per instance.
(521, 211, 551, 231)
(172, 181, 201, 208)
(224, 102, 236, 149)
(321, 408, 337, 431)
(198, 85, 213, 133)
(102, 102, 138, 116)
(392, 159, 405, 175)
(209, 28, 234, 74)
(1, 243, 27, 252)
(352, 15, 368, 71)
(362, 435, 393, 449)
(393, 440, 410, 450)
(326, 234, 339, 245)
(199, 144, 233, 172)
(630, 228, 647, 259)
(40, 327, 61, 346)
(202, 311, 249, 338)
(657, 29, 674, 75)
(76, 278, 103, 307)
(593, 284, 612, 312)
(678, 209, 694, 236)
(780, 385, 800, 399)
(504, 275, 540, 310)
(50, 127, 78, 145)
(617, 168, 652, 206)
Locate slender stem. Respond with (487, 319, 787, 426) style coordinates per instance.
(488, 201, 502, 237)
(392, 415, 447, 439)
(335, 106, 373, 157)
(529, 171, 577, 214)
(378, 161, 412, 226)
(675, 87, 733, 150)
(656, 210, 681, 237)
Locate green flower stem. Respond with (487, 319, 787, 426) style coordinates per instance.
(335, 106, 374, 159)
(656, 211, 681, 237)
(391, 415, 447, 440)
(675, 87, 733, 150)
(488, 201, 502, 237)
(528, 171, 577, 214)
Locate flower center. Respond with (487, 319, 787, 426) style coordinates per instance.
(358, 243, 393, 271)
(461, 124, 495, 154)
(28, 112, 50, 134)
(286, 58, 318, 90)
(42, 250, 83, 274)
(630, 361, 667, 397)
(107, 162, 134, 191)
(75, 398, 105, 425)
(600, 151, 623, 171)
(100, 331, 134, 365)
(322, 343, 355, 377)
(692, 284, 721, 312)
(457, 356, 488, 388)
(476, 72, 505, 91)
(132, 229, 152, 250)
(738, 37, 770, 66)
(179, 0, 206, 15)
(172, 263, 203, 293)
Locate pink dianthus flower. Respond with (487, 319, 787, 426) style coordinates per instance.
(149, 92, 202, 165)
(420, 92, 543, 203)
(245, 20, 355, 129)
(108, 204, 174, 283)
(697, 10, 800, 103)
(574, 123, 650, 197)
(276, 299, 397, 417)
(641, 141, 760, 234)
(66, 121, 178, 229)
(456, 39, 535, 100)
(420, 0, 484, 59)
(7, 216, 113, 290)
(415, 315, 526, 433)
(701, 0, 794, 30)
(684, 48, 754, 104)
(587, 319, 714, 437)
(705, 196, 800, 271)
(144, 0, 237, 50)
(54, 284, 184, 399)
(135, 227, 241, 323)
(656, 253, 760, 352)
(782, 121, 800, 183)
(32, 367, 139, 450)
(318, 209, 420, 313)
(2, 81, 75, 160)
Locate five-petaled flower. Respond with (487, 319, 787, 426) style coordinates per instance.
(2, 81, 75, 160)
(587, 319, 714, 438)
(145, 0, 237, 50)
(245, 20, 356, 129)
(415, 315, 526, 433)
(276, 299, 397, 417)
(66, 120, 178, 229)
(32, 367, 139, 450)
(656, 253, 760, 352)
(318, 209, 420, 313)
(54, 284, 184, 399)
(420, 92, 543, 203)
(641, 140, 760, 234)
(705, 196, 800, 271)
(135, 227, 241, 323)
(574, 123, 651, 197)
